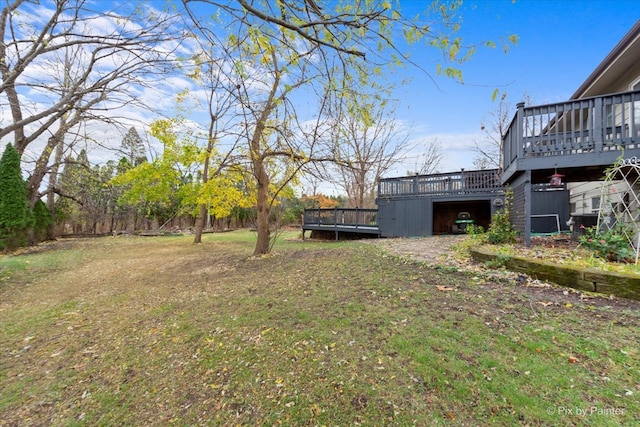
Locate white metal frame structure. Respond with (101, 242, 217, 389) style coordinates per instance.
(597, 157, 640, 263)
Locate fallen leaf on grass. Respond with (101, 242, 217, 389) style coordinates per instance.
(436, 285, 455, 291)
(537, 302, 553, 307)
(568, 356, 579, 363)
(527, 282, 551, 288)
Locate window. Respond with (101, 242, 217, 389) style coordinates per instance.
(631, 76, 640, 132)
(591, 196, 601, 213)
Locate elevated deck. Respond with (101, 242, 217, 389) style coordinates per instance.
(375, 169, 504, 238)
(502, 90, 640, 184)
(377, 169, 503, 199)
(302, 208, 379, 239)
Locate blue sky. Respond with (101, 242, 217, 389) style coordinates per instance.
(386, 0, 640, 176)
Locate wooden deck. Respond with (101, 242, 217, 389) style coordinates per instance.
(302, 208, 380, 239)
(377, 169, 502, 199)
(502, 89, 640, 184)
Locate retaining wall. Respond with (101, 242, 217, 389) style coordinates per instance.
(469, 247, 640, 301)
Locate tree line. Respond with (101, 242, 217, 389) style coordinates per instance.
(0, 124, 349, 251)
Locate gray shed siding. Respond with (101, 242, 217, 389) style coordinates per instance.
(378, 197, 432, 238)
(378, 187, 568, 238)
(377, 194, 504, 238)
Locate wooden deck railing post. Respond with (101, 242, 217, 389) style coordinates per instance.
(516, 102, 525, 159)
(594, 97, 604, 152)
(461, 169, 466, 192)
(355, 207, 359, 229)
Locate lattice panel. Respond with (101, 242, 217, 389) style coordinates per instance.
(597, 158, 640, 263)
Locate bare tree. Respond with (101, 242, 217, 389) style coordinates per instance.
(415, 138, 444, 175)
(330, 100, 410, 208)
(186, 47, 243, 244)
(473, 93, 531, 173)
(0, 0, 184, 207)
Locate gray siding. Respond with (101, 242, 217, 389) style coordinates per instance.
(378, 197, 431, 238)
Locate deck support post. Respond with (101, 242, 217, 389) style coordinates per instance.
(524, 170, 532, 247)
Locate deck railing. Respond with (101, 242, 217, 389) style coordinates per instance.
(377, 169, 502, 198)
(303, 208, 378, 228)
(502, 90, 640, 175)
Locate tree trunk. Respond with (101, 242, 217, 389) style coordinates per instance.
(28, 137, 58, 209)
(0, 78, 26, 153)
(253, 190, 271, 256)
(194, 107, 218, 243)
(194, 203, 207, 243)
(45, 138, 65, 240)
(254, 178, 271, 256)
(251, 126, 273, 255)
(248, 60, 280, 256)
(357, 170, 366, 208)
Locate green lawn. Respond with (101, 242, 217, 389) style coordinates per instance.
(1, 231, 638, 426)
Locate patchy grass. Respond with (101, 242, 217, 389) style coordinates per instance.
(1, 231, 639, 426)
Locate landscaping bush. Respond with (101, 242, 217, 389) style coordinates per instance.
(579, 224, 637, 262)
(469, 208, 518, 245)
(0, 144, 32, 251)
(486, 206, 518, 244)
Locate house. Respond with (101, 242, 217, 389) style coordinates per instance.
(502, 19, 640, 244)
(566, 20, 640, 234)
